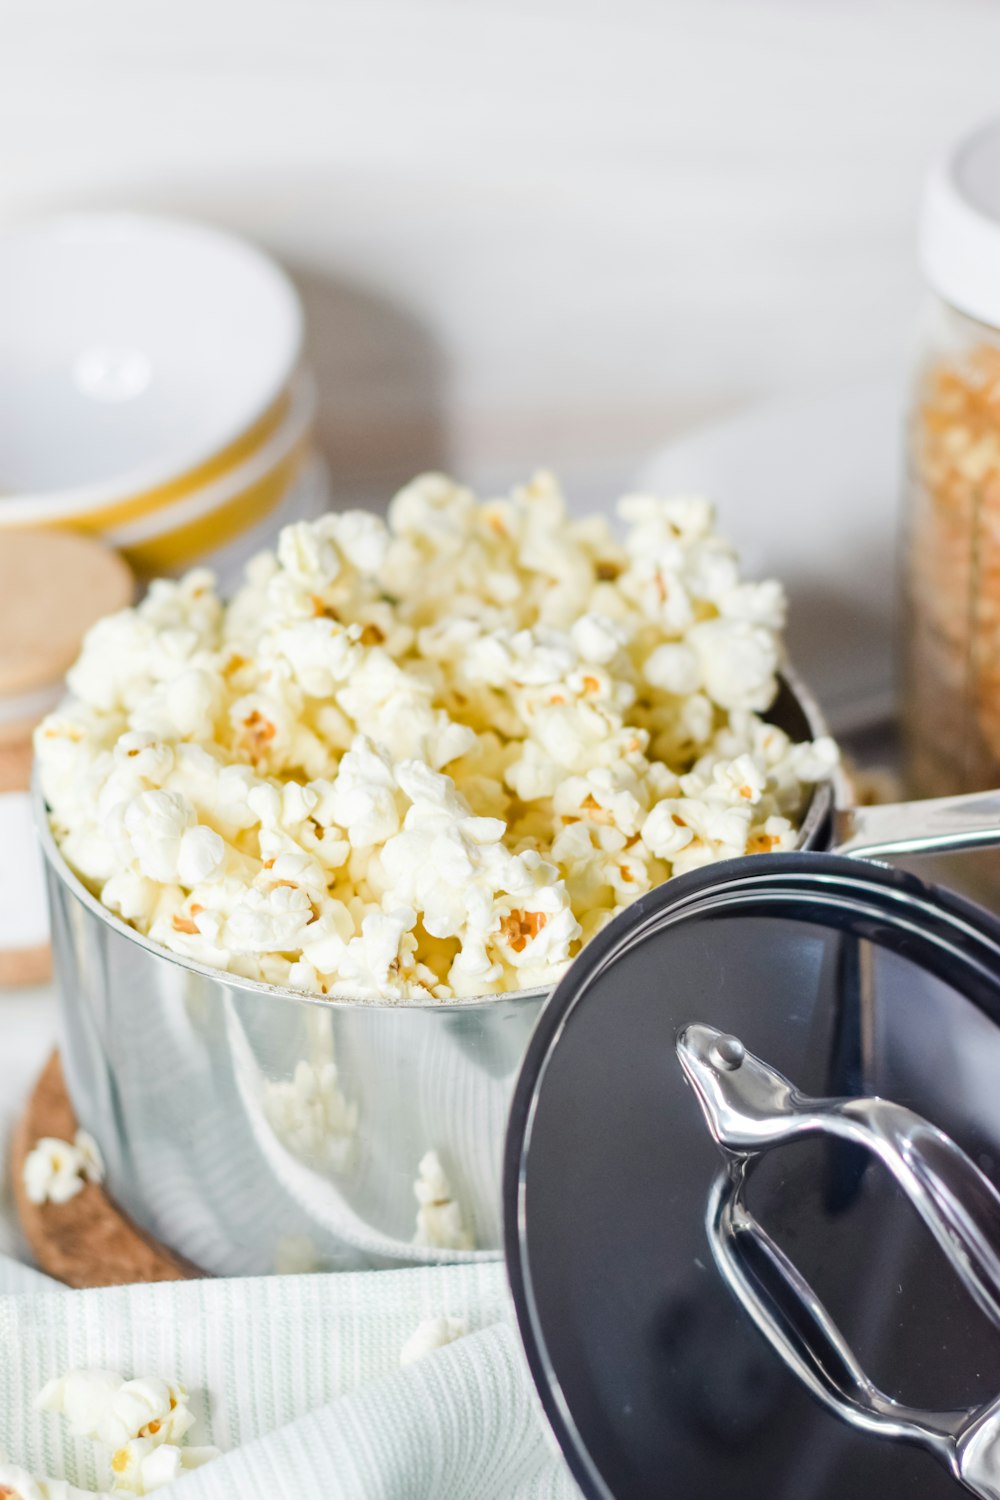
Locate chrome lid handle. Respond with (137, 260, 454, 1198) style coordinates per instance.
(707, 1172, 967, 1472)
(678, 1024, 1000, 1498)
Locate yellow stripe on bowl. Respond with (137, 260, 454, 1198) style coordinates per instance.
(102, 370, 314, 551)
(119, 439, 310, 575)
(0, 386, 293, 532)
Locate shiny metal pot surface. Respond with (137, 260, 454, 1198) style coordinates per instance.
(36, 675, 832, 1276)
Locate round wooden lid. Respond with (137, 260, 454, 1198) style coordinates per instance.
(0, 529, 134, 698)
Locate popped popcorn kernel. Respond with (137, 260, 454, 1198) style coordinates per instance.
(37, 473, 835, 1000)
(499, 909, 548, 953)
(23, 1131, 105, 1206)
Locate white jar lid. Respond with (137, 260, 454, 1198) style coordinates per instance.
(921, 117, 1000, 330)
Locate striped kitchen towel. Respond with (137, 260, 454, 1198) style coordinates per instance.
(0, 1256, 578, 1499)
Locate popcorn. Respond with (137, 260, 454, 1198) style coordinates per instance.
(109, 1440, 219, 1494)
(38, 473, 836, 1000)
(413, 1150, 473, 1251)
(36, 1371, 194, 1449)
(399, 1314, 470, 1366)
(34, 1367, 219, 1497)
(22, 1131, 105, 1206)
(640, 801, 696, 862)
(327, 738, 402, 849)
(118, 791, 225, 887)
(332, 908, 420, 995)
(35, 1371, 123, 1438)
(687, 618, 780, 712)
(569, 611, 629, 665)
(0, 1465, 110, 1500)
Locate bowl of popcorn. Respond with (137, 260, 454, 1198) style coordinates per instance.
(34, 472, 836, 1276)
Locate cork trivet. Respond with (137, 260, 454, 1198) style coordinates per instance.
(0, 943, 51, 986)
(0, 529, 134, 697)
(12, 1052, 203, 1288)
(0, 738, 33, 794)
(0, 737, 50, 985)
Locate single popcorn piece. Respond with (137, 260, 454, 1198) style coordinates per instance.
(413, 1150, 474, 1251)
(35, 1370, 123, 1437)
(37, 472, 837, 1000)
(109, 1440, 220, 1495)
(36, 1371, 194, 1450)
(399, 1314, 470, 1366)
(22, 1131, 105, 1206)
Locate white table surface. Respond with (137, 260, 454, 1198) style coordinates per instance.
(1, 0, 1000, 513)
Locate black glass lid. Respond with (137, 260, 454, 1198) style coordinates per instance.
(504, 853, 1000, 1500)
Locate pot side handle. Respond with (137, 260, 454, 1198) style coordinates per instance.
(833, 789, 1000, 861)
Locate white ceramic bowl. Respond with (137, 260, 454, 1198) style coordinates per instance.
(0, 213, 303, 515)
(96, 372, 318, 574)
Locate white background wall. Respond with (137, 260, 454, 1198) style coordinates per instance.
(1, 0, 998, 510)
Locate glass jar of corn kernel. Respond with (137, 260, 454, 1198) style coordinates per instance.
(902, 119, 1000, 823)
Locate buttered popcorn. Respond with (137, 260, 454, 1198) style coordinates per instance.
(37, 473, 836, 1000)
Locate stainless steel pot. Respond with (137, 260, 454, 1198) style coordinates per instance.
(36, 673, 837, 1276)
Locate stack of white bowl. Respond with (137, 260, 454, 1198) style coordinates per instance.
(0, 213, 329, 589)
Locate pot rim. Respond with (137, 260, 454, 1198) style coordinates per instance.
(34, 664, 834, 1013)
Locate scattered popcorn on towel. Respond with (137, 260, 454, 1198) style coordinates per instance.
(108, 1442, 218, 1495)
(36, 1370, 195, 1448)
(22, 1131, 105, 1206)
(37, 472, 838, 999)
(413, 1150, 473, 1251)
(34, 1369, 220, 1496)
(400, 1315, 470, 1366)
(0, 1464, 112, 1499)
